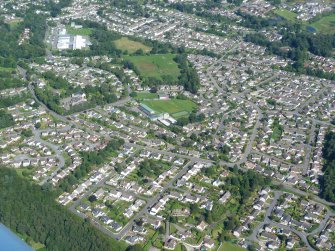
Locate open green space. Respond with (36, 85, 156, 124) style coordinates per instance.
(114, 37, 151, 54)
(0, 67, 15, 73)
(274, 9, 298, 22)
(65, 25, 92, 36)
(219, 242, 247, 251)
(310, 13, 335, 33)
(8, 19, 22, 29)
(133, 92, 158, 100)
(124, 54, 180, 81)
(274, 9, 335, 33)
(0, 168, 127, 251)
(142, 99, 197, 118)
(271, 118, 283, 142)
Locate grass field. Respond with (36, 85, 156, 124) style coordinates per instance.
(134, 92, 158, 100)
(274, 9, 335, 34)
(219, 242, 247, 251)
(142, 99, 197, 118)
(124, 54, 180, 81)
(0, 67, 15, 73)
(8, 19, 22, 29)
(114, 37, 151, 54)
(65, 25, 92, 36)
(310, 13, 335, 33)
(274, 9, 298, 22)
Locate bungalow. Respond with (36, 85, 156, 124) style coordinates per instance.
(203, 237, 215, 249)
(100, 216, 113, 225)
(110, 221, 122, 232)
(92, 208, 104, 218)
(125, 235, 144, 245)
(197, 221, 208, 231)
(132, 225, 147, 235)
(219, 191, 231, 204)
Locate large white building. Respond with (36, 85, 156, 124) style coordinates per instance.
(56, 28, 90, 50)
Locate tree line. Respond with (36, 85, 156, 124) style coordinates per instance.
(320, 130, 335, 202)
(0, 167, 127, 251)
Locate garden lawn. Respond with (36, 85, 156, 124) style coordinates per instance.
(124, 54, 180, 81)
(219, 242, 247, 251)
(114, 37, 151, 54)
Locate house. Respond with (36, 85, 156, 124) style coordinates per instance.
(196, 221, 208, 231)
(124, 235, 144, 245)
(267, 241, 280, 250)
(94, 188, 105, 199)
(261, 232, 279, 242)
(92, 208, 104, 218)
(124, 208, 134, 218)
(286, 238, 296, 249)
(203, 237, 215, 249)
(100, 216, 113, 225)
(219, 191, 231, 204)
(79, 203, 90, 211)
(121, 193, 134, 202)
(132, 225, 147, 235)
(164, 239, 177, 250)
(233, 226, 243, 237)
(110, 221, 122, 232)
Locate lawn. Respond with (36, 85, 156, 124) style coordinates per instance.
(274, 9, 335, 34)
(65, 25, 92, 36)
(274, 9, 298, 22)
(310, 13, 335, 33)
(0, 67, 15, 73)
(142, 99, 197, 118)
(8, 19, 22, 29)
(219, 242, 247, 251)
(123, 54, 181, 81)
(114, 37, 151, 54)
(134, 92, 158, 100)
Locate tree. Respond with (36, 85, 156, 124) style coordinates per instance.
(126, 244, 142, 251)
(0, 168, 127, 251)
(88, 195, 97, 203)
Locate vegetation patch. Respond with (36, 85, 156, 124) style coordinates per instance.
(0, 67, 15, 73)
(114, 37, 151, 54)
(274, 9, 298, 22)
(320, 131, 335, 202)
(124, 54, 181, 82)
(65, 25, 92, 36)
(131, 91, 158, 100)
(0, 168, 127, 251)
(271, 117, 283, 142)
(219, 242, 247, 251)
(310, 13, 335, 33)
